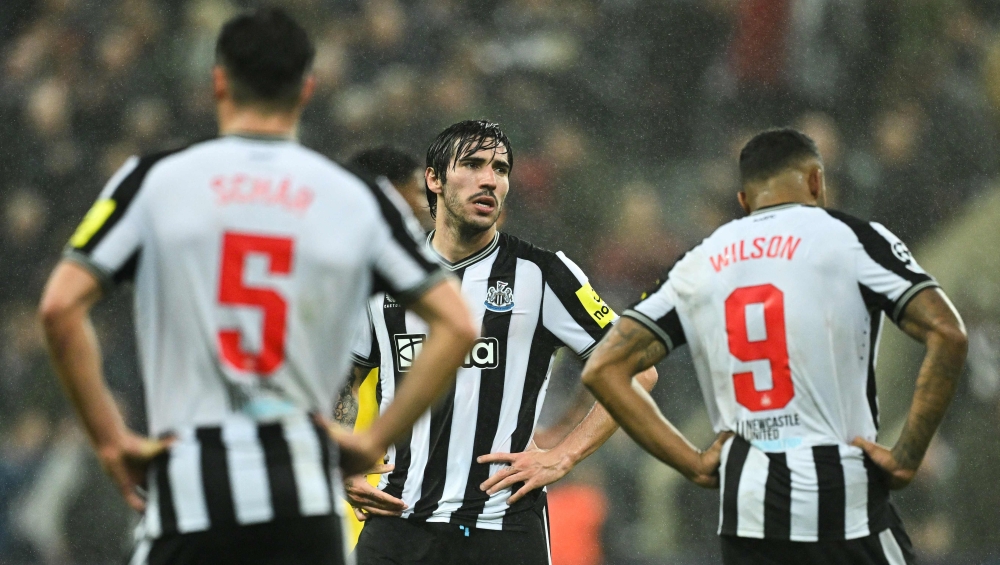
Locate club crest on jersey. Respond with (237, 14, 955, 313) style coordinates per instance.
(484, 281, 514, 312)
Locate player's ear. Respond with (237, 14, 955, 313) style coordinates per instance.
(807, 164, 824, 204)
(212, 66, 228, 101)
(425, 167, 443, 195)
(737, 191, 750, 215)
(299, 75, 316, 107)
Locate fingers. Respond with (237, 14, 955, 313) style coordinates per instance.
(477, 452, 515, 465)
(367, 463, 394, 475)
(484, 471, 532, 496)
(850, 436, 876, 453)
(354, 507, 368, 522)
(506, 481, 539, 505)
(480, 466, 516, 492)
(345, 481, 407, 511)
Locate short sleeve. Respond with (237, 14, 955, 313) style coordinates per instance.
(833, 214, 939, 324)
(622, 276, 688, 353)
(541, 252, 618, 359)
(350, 304, 380, 368)
(64, 155, 149, 288)
(365, 178, 448, 305)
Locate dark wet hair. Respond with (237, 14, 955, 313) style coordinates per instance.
(215, 7, 315, 111)
(348, 147, 420, 187)
(739, 128, 822, 185)
(425, 120, 513, 219)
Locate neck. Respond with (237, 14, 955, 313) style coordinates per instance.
(750, 190, 815, 211)
(218, 103, 299, 139)
(431, 216, 497, 263)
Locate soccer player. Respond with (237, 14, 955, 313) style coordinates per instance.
(581, 129, 968, 565)
(349, 147, 434, 231)
(338, 120, 657, 565)
(38, 9, 475, 565)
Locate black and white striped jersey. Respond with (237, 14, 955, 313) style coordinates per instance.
(64, 135, 442, 538)
(351, 231, 618, 530)
(625, 204, 938, 541)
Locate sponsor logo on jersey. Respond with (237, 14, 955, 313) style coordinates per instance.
(575, 282, 616, 328)
(484, 281, 514, 312)
(463, 337, 499, 369)
(69, 199, 117, 248)
(393, 333, 424, 370)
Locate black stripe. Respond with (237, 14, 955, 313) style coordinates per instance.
(154, 451, 178, 535)
(258, 423, 301, 520)
(409, 384, 457, 519)
(75, 144, 195, 254)
(382, 298, 413, 499)
(196, 427, 236, 526)
(866, 311, 883, 430)
(113, 249, 141, 284)
(721, 436, 750, 536)
(314, 419, 334, 493)
(864, 454, 892, 533)
(763, 452, 792, 539)
(542, 255, 607, 344)
(454, 239, 518, 523)
(813, 445, 846, 540)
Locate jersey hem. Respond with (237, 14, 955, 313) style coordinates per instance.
(622, 309, 674, 350)
(891, 280, 938, 323)
(62, 249, 115, 291)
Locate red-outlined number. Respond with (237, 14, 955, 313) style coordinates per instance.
(724, 284, 794, 411)
(218, 232, 294, 375)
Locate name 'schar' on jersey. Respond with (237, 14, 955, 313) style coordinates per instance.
(710, 235, 802, 272)
(211, 173, 315, 215)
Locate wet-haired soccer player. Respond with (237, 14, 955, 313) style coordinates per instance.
(581, 128, 967, 564)
(38, 8, 475, 565)
(337, 120, 657, 565)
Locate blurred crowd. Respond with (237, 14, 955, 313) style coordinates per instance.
(3, 0, 1000, 563)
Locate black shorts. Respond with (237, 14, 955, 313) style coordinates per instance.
(355, 507, 551, 565)
(721, 525, 916, 565)
(129, 514, 345, 565)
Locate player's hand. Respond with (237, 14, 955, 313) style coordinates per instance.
(316, 416, 384, 477)
(344, 464, 407, 521)
(851, 437, 916, 489)
(477, 440, 571, 504)
(688, 432, 733, 489)
(97, 431, 173, 512)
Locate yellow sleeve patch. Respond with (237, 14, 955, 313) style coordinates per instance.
(575, 282, 616, 328)
(69, 199, 116, 248)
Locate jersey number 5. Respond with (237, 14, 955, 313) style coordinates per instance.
(218, 232, 293, 375)
(724, 284, 794, 411)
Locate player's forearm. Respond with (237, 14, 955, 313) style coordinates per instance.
(40, 307, 127, 450)
(334, 365, 367, 428)
(894, 328, 967, 470)
(366, 322, 473, 449)
(555, 366, 658, 466)
(584, 364, 700, 478)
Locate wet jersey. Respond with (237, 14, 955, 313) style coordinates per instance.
(626, 203, 937, 541)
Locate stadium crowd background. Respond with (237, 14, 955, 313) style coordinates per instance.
(2, 0, 1000, 563)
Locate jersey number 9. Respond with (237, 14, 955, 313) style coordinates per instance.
(217, 232, 293, 375)
(725, 284, 794, 411)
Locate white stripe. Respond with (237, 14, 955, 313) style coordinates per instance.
(735, 446, 769, 538)
(787, 448, 819, 541)
(128, 538, 152, 565)
(477, 260, 543, 523)
(434, 253, 495, 519)
(223, 418, 273, 524)
(879, 528, 907, 565)
(144, 466, 162, 538)
(283, 415, 333, 516)
(401, 411, 431, 515)
(840, 444, 870, 538)
(543, 505, 553, 565)
(168, 434, 209, 533)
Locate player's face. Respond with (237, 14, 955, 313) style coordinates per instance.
(434, 144, 511, 234)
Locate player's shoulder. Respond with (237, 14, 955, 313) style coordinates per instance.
(498, 233, 589, 279)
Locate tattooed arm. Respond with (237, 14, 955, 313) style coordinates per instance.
(581, 317, 728, 488)
(334, 364, 370, 428)
(852, 288, 967, 489)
